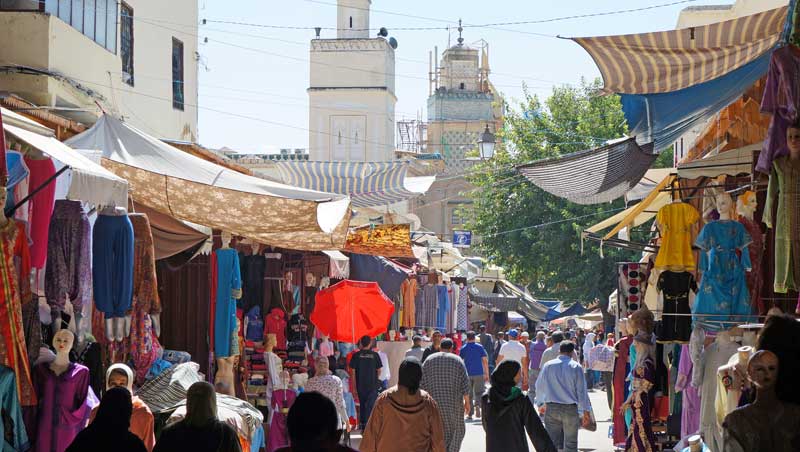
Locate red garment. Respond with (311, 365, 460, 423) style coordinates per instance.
(264, 307, 287, 349)
(739, 215, 765, 315)
(612, 335, 633, 446)
(24, 157, 56, 269)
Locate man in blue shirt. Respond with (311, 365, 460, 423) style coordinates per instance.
(459, 331, 489, 420)
(535, 341, 592, 452)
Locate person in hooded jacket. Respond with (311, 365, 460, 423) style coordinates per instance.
(481, 360, 557, 452)
(66, 387, 147, 452)
(360, 357, 446, 452)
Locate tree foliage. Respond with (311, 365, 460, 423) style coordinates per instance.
(469, 79, 639, 304)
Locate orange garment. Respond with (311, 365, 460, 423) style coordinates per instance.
(401, 278, 417, 328)
(0, 220, 35, 406)
(654, 202, 699, 271)
(90, 396, 156, 451)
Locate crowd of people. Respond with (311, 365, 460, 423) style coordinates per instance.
(71, 324, 612, 452)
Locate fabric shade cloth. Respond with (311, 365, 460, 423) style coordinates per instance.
(349, 253, 410, 300)
(270, 160, 435, 208)
(131, 200, 209, 260)
(344, 224, 414, 258)
(543, 302, 588, 322)
(572, 6, 787, 94)
(310, 280, 395, 343)
(2, 117, 129, 207)
(517, 137, 657, 205)
(66, 115, 351, 251)
(677, 144, 759, 179)
(322, 250, 350, 279)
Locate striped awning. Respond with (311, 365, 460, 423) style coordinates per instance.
(517, 137, 657, 205)
(573, 5, 787, 94)
(273, 161, 435, 208)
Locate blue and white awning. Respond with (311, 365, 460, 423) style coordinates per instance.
(272, 161, 435, 208)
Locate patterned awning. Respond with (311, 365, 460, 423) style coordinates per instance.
(517, 138, 657, 205)
(573, 5, 787, 94)
(273, 161, 435, 208)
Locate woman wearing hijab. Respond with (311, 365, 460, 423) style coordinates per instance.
(360, 357, 446, 452)
(153, 381, 242, 452)
(66, 387, 147, 452)
(481, 360, 556, 452)
(582, 333, 596, 390)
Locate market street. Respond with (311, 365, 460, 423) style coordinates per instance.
(350, 389, 614, 451)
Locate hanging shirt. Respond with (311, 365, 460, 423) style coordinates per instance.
(655, 202, 700, 271)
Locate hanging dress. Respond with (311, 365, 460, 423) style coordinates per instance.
(655, 271, 696, 344)
(693, 220, 754, 330)
(213, 249, 242, 358)
(764, 156, 800, 293)
(267, 389, 296, 452)
(655, 203, 700, 271)
(612, 335, 633, 447)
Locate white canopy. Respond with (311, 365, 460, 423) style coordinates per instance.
(2, 108, 129, 207)
(677, 144, 759, 179)
(625, 168, 674, 203)
(66, 115, 352, 250)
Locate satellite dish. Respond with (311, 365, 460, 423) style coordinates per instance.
(378, 27, 388, 37)
(388, 37, 398, 49)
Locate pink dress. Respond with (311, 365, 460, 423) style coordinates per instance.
(675, 344, 700, 439)
(23, 157, 56, 269)
(267, 389, 296, 452)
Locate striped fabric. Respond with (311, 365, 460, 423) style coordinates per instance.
(573, 5, 787, 94)
(274, 161, 433, 208)
(517, 137, 657, 205)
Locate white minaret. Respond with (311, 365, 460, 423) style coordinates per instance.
(308, 0, 396, 162)
(337, 0, 371, 39)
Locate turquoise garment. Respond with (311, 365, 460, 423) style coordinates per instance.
(436, 284, 449, 331)
(0, 366, 29, 451)
(214, 249, 242, 357)
(625, 343, 636, 429)
(693, 220, 755, 330)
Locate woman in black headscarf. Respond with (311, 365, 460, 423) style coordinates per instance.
(359, 357, 446, 452)
(481, 360, 556, 452)
(66, 387, 147, 452)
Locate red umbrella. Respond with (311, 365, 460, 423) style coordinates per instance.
(310, 279, 395, 344)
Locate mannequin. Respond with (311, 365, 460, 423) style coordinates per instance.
(0, 186, 36, 407)
(93, 205, 134, 342)
(697, 331, 740, 452)
(33, 329, 97, 452)
(213, 231, 241, 396)
(737, 191, 764, 314)
(682, 435, 708, 452)
(715, 346, 754, 426)
(292, 372, 309, 391)
(622, 334, 657, 452)
(267, 370, 296, 452)
(612, 319, 634, 447)
(722, 350, 800, 451)
(693, 192, 753, 329)
(763, 122, 800, 294)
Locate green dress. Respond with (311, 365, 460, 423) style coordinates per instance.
(764, 156, 800, 293)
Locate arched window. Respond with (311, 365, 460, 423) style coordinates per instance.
(350, 16, 353, 28)
(459, 82, 465, 90)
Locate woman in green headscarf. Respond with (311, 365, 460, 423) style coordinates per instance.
(481, 360, 556, 452)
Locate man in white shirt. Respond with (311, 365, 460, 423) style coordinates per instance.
(497, 329, 528, 387)
(376, 345, 391, 390)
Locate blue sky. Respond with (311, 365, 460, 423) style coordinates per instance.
(193, 0, 736, 153)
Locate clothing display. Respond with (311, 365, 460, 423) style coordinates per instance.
(0, 220, 35, 407)
(267, 389, 295, 452)
(612, 335, 633, 447)
(655, 271, 697, 343)
(738, 214, 765, 314)
(264, 308, 287, 350)
(0, 365, 28, 451)
(44, 200, 91, 313)
(400, 278, 417, 327)
(24, 156, 56, 269)
(696, 337, 739, 452)
(213, 248, 242, 358)
(239, 254, 266, 313)
(764, 155, 800, 293)
(675, 344, 700, 439)
(625, 357, 657, 452)
(693, 221, 753, 329)
(130, 214, 160, 315)
(618, 263, 647, 315)
(655, 202, 700, 271)
(416, 279, 437, 329)
(435, 284, 449, 332)
(285, 314, 308, 363)
(758, 45, 799, 174)
(92, 213, 134, 318)
(457, 283, 468, 331)
(32, 362, 98, 452)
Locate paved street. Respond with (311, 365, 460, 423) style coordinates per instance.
(351, 388, 614, 451)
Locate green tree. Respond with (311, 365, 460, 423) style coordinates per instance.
(469, 79, 639, 324)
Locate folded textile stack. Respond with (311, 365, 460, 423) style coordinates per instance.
(243, 340, 269, 407)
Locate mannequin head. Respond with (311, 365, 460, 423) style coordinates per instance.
(265, 333, 277, 351)
(786, 122, 800, 158)
(220, 231, 232, 248)
(715, 192, 734, 220)
(305, 272, 316, 287)
(737, 346, 753, 363)
(748, 350, 779, 390)
(737, 191, 757, 220)
(53, 329, 74, 355)
(633, 333, 655, 369)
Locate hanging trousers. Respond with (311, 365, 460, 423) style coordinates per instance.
(92, 214, 134, 318)
(45, 200, 91, 313)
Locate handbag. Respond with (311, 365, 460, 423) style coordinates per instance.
(580, 406, 597, 432)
